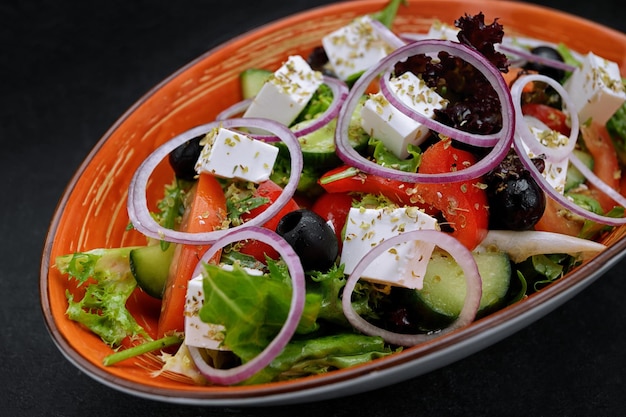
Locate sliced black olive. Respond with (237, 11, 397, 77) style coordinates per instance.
(276, 209, 338, 271)
(486, 150, 546, 230)
(168, 134, 204, 181)
(523, 45, 566, 81)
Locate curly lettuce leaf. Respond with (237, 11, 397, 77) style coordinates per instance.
(293, 83, 333, 124)
(308, 263, 383, 328)
(56, 248, 150, 346)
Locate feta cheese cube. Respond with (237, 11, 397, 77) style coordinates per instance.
(195, 127, 278, 183)
(564, 52, 626, 125)
(322, 15, 393, 81)
(341, 206, 438, 289)
(243, 55, 323, 128)
(360, 71, 447, 159)
(184, 266, 264, 350)
(184, 275, 226, 351)
(521, 126, 569, 193)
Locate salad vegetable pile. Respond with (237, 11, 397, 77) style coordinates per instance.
(55, 0, 626, 386)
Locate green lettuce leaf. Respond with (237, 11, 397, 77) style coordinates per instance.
(198, 263, 322, 361)
(244, 333, 395, 385)
(197, 261, 392, 384)
(370, 136, 422, 173)
(308, 263, 383, 327)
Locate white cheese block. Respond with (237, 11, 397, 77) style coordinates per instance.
(184, 266, 264, 351)
(340, 206, 438, 290)
(521, 126, 569, 194)
(360, 71, 447, 159)
(194, 127, 278, 183)
(564, 52, 626, 125)
(243, 55, 322, 128)
(322, 15, 393, 81)
(184, 275, 226, 351)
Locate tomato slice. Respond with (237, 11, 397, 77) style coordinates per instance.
(534, 197, 583, 236)
(319, 165, 431, 210)
(240, 180, 300, 229)
(416, 140, 489, 250)
(238, 180, 300, 261)
(157, 173, 227, 338)
(580, 122, 622, 213)
(311, 191, 354, 249)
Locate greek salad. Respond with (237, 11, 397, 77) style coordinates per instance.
(55, 0, 626, 386)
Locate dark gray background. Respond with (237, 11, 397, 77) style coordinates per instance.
(2, 0, 625, 415)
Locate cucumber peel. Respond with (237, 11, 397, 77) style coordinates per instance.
(406, 249, 512, 330)
(129, 244, 176, 299)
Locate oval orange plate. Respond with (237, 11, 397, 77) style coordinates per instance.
(40, 0, 626, 406)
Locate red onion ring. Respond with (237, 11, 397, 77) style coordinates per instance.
(216, 76, 349, 142)
(127, 117, 302, 245)
(335, 39, 515, 183)
(399, 33, 429, 43)
(342, 230, 482, 347)
(513, 133, 626, 226)
(498, 44, 577, 73)
(378, 45, 509, 148)
(186, 226, 306, 385)
(510, 73, 626, 224)
(510, 73, 579, 163)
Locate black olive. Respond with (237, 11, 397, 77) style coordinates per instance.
(276, 209, 338, 271)
(486, 151, 546, 230)
(168, 134, 204, 181)
(307, 46, 329, 72)
(523, 45, 566, 81)
(306, 46, 338, 77)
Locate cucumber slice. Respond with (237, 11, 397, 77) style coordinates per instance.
(240, 68, 272, 99)
(129, 244, 176, 299)
(565, 149, 594, 191)
(405, 249, 512, 329)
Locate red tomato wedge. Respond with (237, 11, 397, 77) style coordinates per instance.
(237, 180, 300, 261)
(157, 173, 227, 338)
(319, 165, 431, 210)
(580, 122, 622, 213)
(311, 191, 354, 249)
(416, 140, 489, 250)
(535, 122, 622, 235)
(240, 180, 300, 230)
(534, 197, 583, 237)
